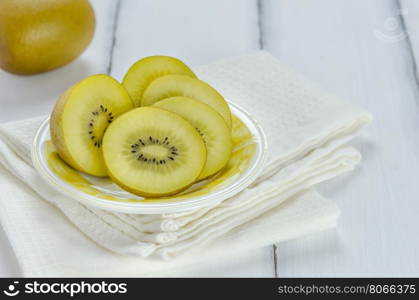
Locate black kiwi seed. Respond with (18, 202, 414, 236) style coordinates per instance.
(87, 105, 118, 148)
(131, 136, 181, 165)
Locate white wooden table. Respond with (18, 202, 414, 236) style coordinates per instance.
(1, 0, 419, 277)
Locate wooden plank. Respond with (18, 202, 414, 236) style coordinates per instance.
(110, 0, 260, 79)
(0, 0, 118, 123)
(0, 0, 120, 276)
(263, 0, 419, 276)
(109, 0, 274, 277)
(0, 0, 275, 277)
(159, 247, 276, 277)
(399, 0, 419, 83)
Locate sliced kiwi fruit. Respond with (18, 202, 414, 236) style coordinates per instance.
(141, 74, 232, 128)
(102, 107, 207, 197)
(50, 74, 134, 176)
(122, 56, 196, 107)
(153, 96, 232, 180)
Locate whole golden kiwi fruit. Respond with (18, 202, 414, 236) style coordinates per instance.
(0, 0, 95, 75)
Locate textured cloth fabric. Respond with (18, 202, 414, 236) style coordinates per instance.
(0, 51, 371, 276)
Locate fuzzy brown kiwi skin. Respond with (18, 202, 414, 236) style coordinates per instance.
(49, 86, 92, 175)
(49, 76, 118, 177)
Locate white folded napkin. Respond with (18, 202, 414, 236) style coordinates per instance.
(0, 51, 371, 276)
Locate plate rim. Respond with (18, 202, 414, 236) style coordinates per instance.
(31, 102, 268, 214)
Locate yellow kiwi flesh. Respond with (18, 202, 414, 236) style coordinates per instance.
(102, 107, 207, 197)
(141, 74, 232, 128)
(122, 56, 196, 106)
(46, 111, 257, 201)
(154, 97, 232, 180)
(50, 74, 134, 176)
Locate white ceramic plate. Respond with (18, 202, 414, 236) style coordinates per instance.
(31, 102, 267, 214)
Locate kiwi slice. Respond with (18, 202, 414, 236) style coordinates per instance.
(154, 97, 232, 180)
(50, 74, 134, 176)
(141, 74, 232, 128)
(122, 56, 196, 107)
(102, 107, 207, 197)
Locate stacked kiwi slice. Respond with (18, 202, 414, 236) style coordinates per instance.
(50, 55, 233, 197)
